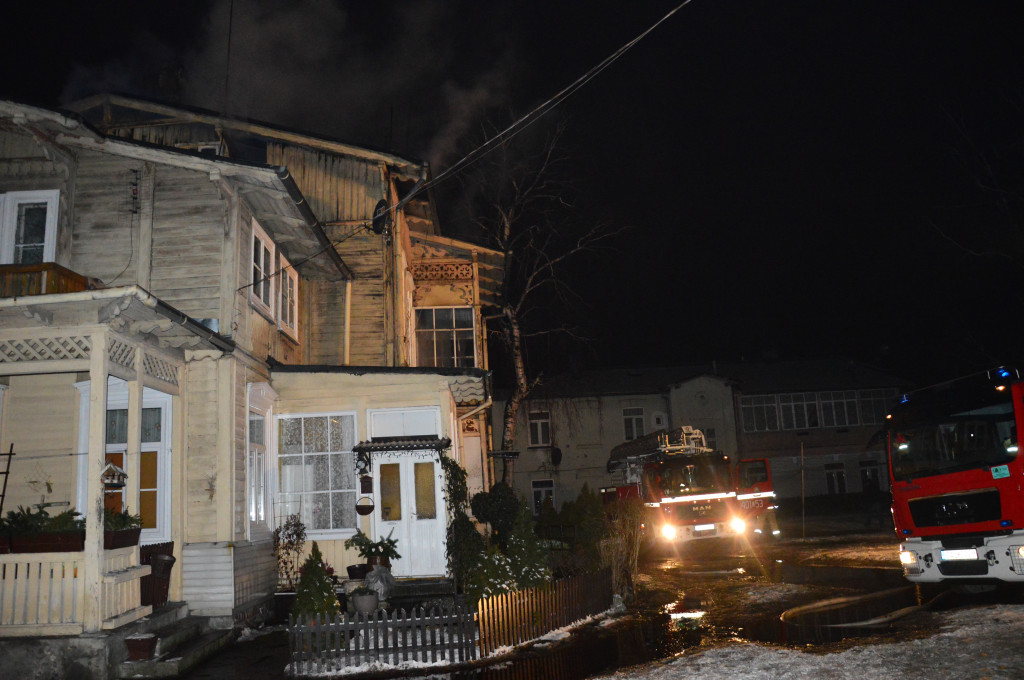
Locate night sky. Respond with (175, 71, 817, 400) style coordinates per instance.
(4, 1, 1023, 385)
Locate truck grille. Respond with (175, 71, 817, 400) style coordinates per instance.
(908, 489, 1001, 528)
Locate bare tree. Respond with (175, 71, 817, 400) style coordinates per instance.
(454, 119, 620, 478)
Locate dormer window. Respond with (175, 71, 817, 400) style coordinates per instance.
(1, 190, 58, 264)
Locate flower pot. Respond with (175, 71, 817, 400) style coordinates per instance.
(346, 564, 370, 580)
(366, 555, 391, 569)
(104, 527, 142, 550)
(125, 633, 157, 661)
(352, 591, 379, 614)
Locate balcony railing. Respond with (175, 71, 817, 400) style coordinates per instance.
(0, 263, 90, 298)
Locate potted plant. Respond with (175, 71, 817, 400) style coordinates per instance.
(272, 514, 306, 623)
(0, 506, 85, 552)
(104, 508, 142, 549)
(349, 585, 379, 614)
(344, 528, 401, 568)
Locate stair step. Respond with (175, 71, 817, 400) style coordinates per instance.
(120, 628, 235, 678)
(153, 617, 204, 657)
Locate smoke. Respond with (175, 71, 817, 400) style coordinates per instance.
(62, 1, 515, 170)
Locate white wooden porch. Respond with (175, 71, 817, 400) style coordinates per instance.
(0, 546, 151, 636)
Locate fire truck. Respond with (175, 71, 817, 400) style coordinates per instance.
(887, 366, 1024, 587)
(605, 426, 778, 545)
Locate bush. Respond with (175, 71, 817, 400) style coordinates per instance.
(273, 514, 306, 591)
(292, 542, 340, 620)
(470, 482, 519, 548)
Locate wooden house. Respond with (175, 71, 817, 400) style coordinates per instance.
(0, 95, 503, 662)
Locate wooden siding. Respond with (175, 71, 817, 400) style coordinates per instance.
(266, 144, 384, 224)
(68, 154, 142, 285)
(0, 374, 80, 511)
(148, 166, 226, 319)
(184, 356, 221, 543)
(306, 278, 348, 364)
(181, 542, 234, 616)
(333, 228, 387, 366)
(232, 540, 276, 611)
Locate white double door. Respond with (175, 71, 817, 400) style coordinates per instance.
(372, 452, 445, 577)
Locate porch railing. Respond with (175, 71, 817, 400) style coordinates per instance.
(0, 547, 151, 636)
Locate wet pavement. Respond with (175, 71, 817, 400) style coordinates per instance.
(180, 521, 941, 679)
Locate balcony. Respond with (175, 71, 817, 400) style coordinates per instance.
(0, 263, 91, 298)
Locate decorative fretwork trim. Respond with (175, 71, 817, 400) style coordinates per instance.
(143, 353, 179, 387)
(411, 262, 474, 282)
(107, 338, 137, 372)
(0, 335, 91, 363)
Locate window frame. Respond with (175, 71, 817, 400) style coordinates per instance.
(532, 479, 554, 516)
(275, 411, 359, 538)
(622, 407, 645, 441)
(0, 189, 59, 265)
(528, 410, 552, 447)
(414, 306, 477, 368)
(741, 395, 780, 433)
(278, 253, 299, 340)
(250, 218, 276, 318)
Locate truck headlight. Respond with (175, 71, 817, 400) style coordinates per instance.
(728, 517, 746, 534)
(899, 550, 918, 566)
(660, 524, 677, 540)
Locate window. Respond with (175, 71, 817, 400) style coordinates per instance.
(277, 413, 357, 532)
(415, 307, 476, 367)
(532, 480, 554, 516)
(528, 411, 551, 447)
(278, 254, 298, 339)
(251, 219, 275, 315)
(820, 390, 860, 427)
(0, 190, 58, 264)
(75, 378, 172, 544)
(741, 395, 779, 432)
(859, 388, 898, 425)
(825, 463, 847, 495)
(623, 407, 644, 441)
(779, 393, 819, 430)
(249, 412, 267, 523)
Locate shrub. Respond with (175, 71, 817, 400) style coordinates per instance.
(273, 514, 306, 591)
(343, 528, 401, 561)
(292, 542, 340, 620)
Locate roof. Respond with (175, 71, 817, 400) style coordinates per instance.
(64, 93, 426, 180)
(0, 99, 349, 280)
(517, 360, 908, 400)
(353, 435, 452, 454)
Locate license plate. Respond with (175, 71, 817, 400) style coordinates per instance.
(694, 523, 716, 532)
(940, 548, 979, 561)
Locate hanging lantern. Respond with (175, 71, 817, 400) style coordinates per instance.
(101, 462, 127, 489)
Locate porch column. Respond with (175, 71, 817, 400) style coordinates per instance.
(125, 353, 143, 517)
(83, 329, 110, 632)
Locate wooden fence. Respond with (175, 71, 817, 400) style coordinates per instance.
(476, 568, 613, 656)
(287, 569, 613, 672)
(288, 605, 478, 675)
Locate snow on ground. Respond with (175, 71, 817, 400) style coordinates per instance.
(595, 604, 1024, 679)
(739, 582, 814, 605)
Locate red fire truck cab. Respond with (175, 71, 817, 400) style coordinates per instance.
(605, 427, 778, 545)
(887, 367, 1024, 586)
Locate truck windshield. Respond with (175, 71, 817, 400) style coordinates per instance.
(889, 399, 1017, 481)
(647, 455, 732, 497)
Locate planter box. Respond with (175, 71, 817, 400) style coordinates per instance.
(104, 527, 142, 550)
(9, 531, 85, 553)
(3, 528, 141, 553)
